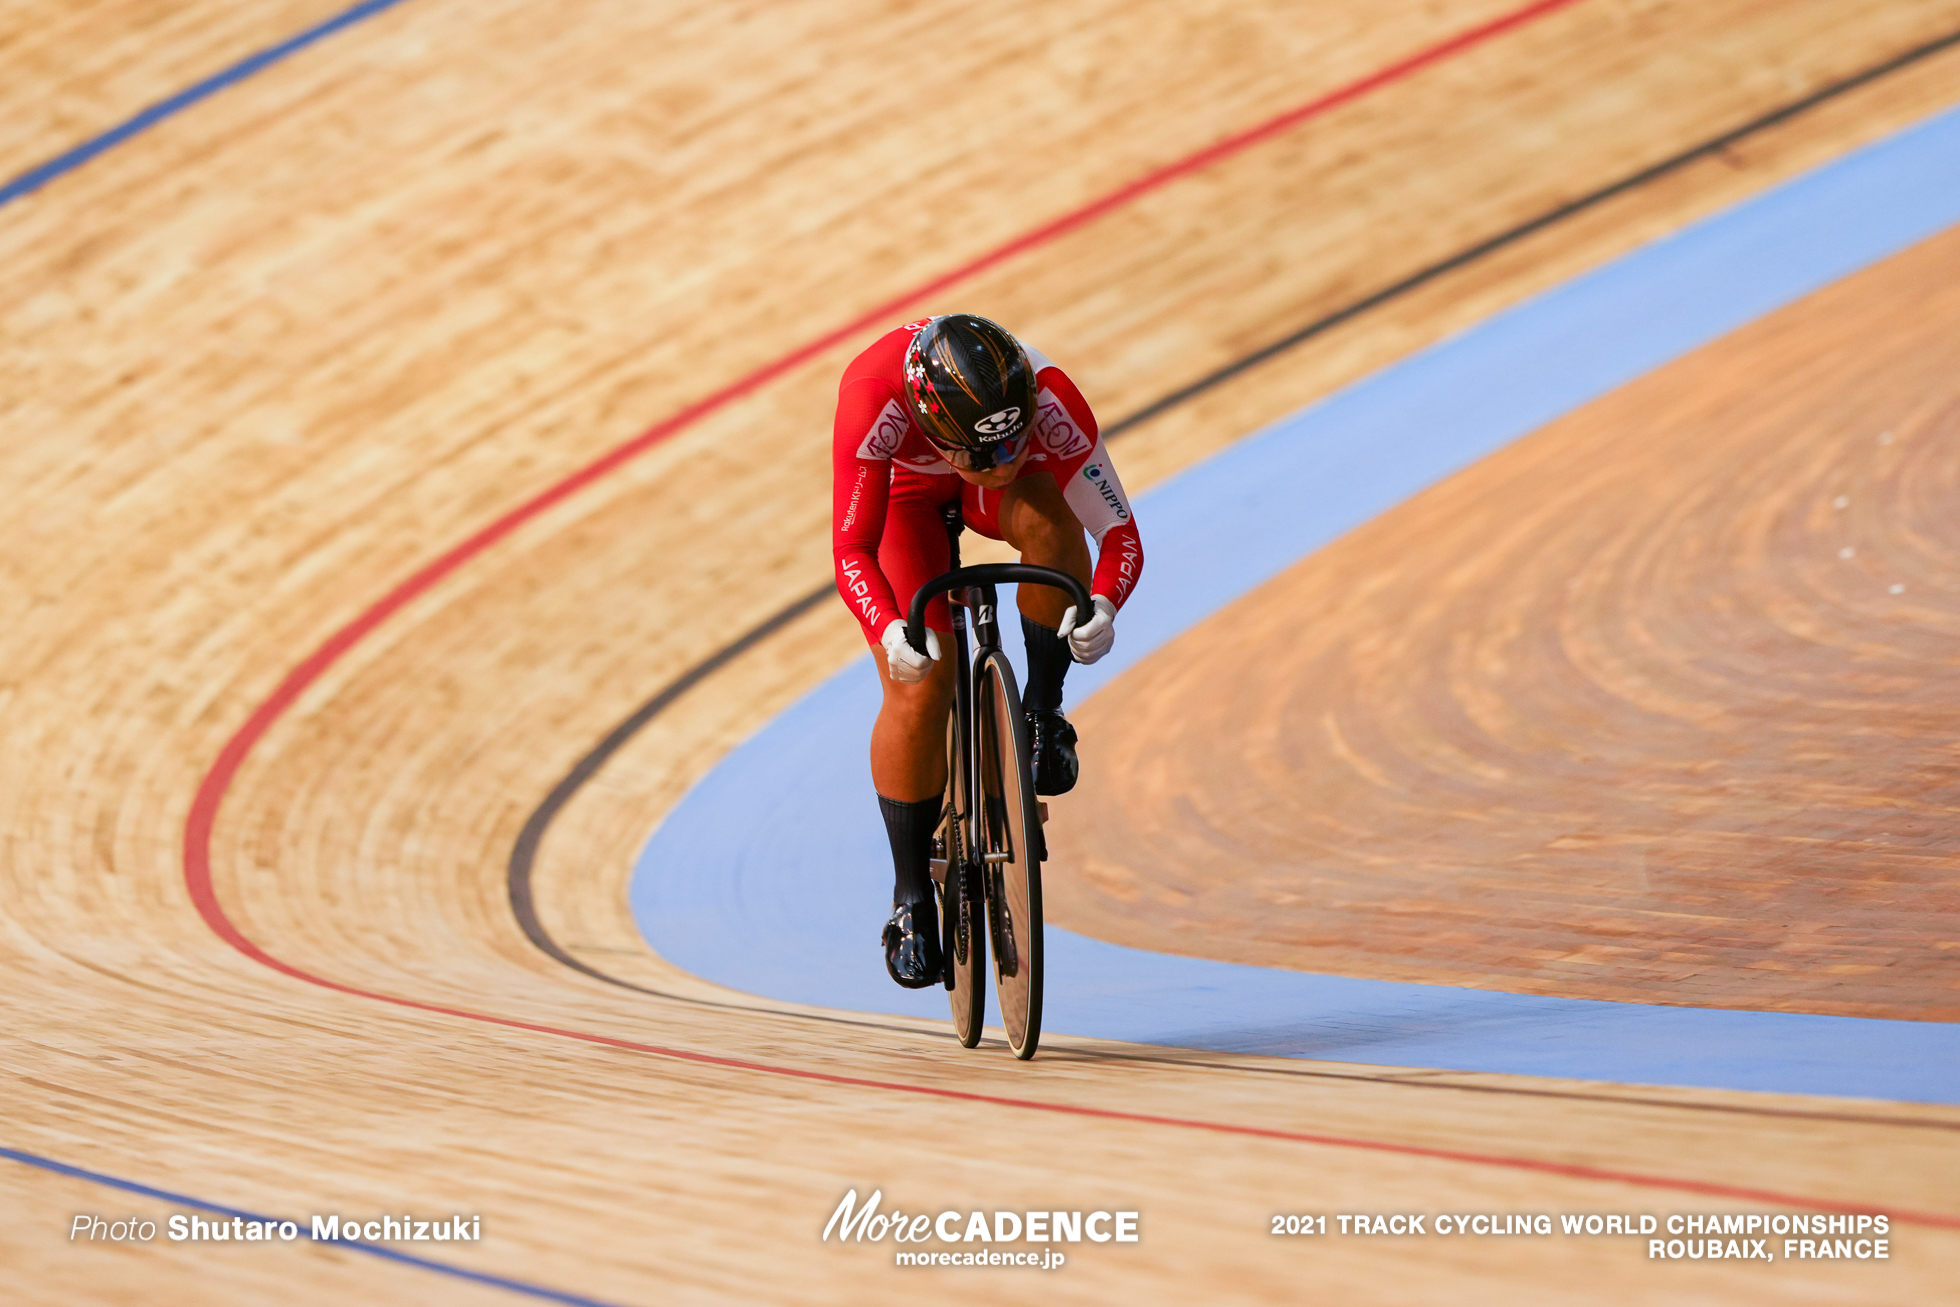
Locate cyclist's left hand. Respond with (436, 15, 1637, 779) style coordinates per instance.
(1058, 595, 1116, 664)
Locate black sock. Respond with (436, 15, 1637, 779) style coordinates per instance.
(1021, 614, 1071, 713)
(878, 793, 942, 905)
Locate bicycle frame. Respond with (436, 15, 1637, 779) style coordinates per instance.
(907, 507, 1092, 880)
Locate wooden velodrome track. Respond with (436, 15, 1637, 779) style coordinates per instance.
(4, 1, 1959, 1302)
(1052, 223, 1960, 1023)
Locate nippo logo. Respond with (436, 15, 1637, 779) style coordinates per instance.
(1082, 464, 1103, 480)
(973, 407, 1022, 436)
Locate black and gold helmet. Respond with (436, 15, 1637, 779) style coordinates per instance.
(902, 314, 1038, 471)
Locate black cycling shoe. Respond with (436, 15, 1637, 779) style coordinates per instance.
(1027, 708, 1079, 796)
(882, 899, 944, 989)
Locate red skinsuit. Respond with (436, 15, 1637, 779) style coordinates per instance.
(832, 321, 1144, 645)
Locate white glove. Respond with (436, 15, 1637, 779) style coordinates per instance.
(1056, 595, 1116, 664)
(881, 619, 941, 684)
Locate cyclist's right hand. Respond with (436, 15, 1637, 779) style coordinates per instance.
(881, 619, 940, 684)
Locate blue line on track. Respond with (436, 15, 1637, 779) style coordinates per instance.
(0, 0, 416, 211)
(1, 1146, 627, 1307)
(631, 103, 1960, 1103)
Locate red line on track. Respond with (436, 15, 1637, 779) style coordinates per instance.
(159, 964, 1960, 1232)
(177, 0, 1959, 1233)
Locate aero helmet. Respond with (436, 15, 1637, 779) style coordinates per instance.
(902, 314, 1038, 471)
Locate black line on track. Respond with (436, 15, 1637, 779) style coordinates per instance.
(506, 586, 956, 1039)
(1098, 24, 1960, 441)
(509, 585, 827, 991)
(506, 31, 1960, 1125)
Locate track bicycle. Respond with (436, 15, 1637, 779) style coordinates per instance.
(905, 504, 1091, 1060)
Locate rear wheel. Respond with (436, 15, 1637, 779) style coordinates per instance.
(933, 706, 985, 1047)
(976, 650, 1044, 1059)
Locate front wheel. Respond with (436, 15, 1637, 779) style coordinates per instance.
(976, 649, 1044, 1059)
(934, 706, 985, 1047)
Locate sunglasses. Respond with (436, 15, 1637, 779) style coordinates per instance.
(932, 429, 1024, 473)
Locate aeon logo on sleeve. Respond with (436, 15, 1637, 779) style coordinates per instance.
(1036, 395, 1091, 458)
(974, 407, 1022, 436)
(856, 399, 911, 460)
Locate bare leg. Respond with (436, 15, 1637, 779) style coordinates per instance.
(872, 645, 951, 984)
(869, 643, 953, 802)
(994, 475, 1092, 625)
(995, 474, 1091, 793)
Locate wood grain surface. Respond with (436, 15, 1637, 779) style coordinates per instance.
(1049, 223, 1960, 1020)
(4, 0, 1959, 1302)
(0, 0, 365, 181)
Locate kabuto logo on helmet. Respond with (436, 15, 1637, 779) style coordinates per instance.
(973, 407, 1022, 436)
(902, 314, 1037, 453)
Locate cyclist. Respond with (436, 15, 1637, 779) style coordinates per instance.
(831, 314, 1144, 988)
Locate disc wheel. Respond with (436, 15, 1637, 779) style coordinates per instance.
(935, 704, 985, 1046)
(976, 649, 1044, 1059)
